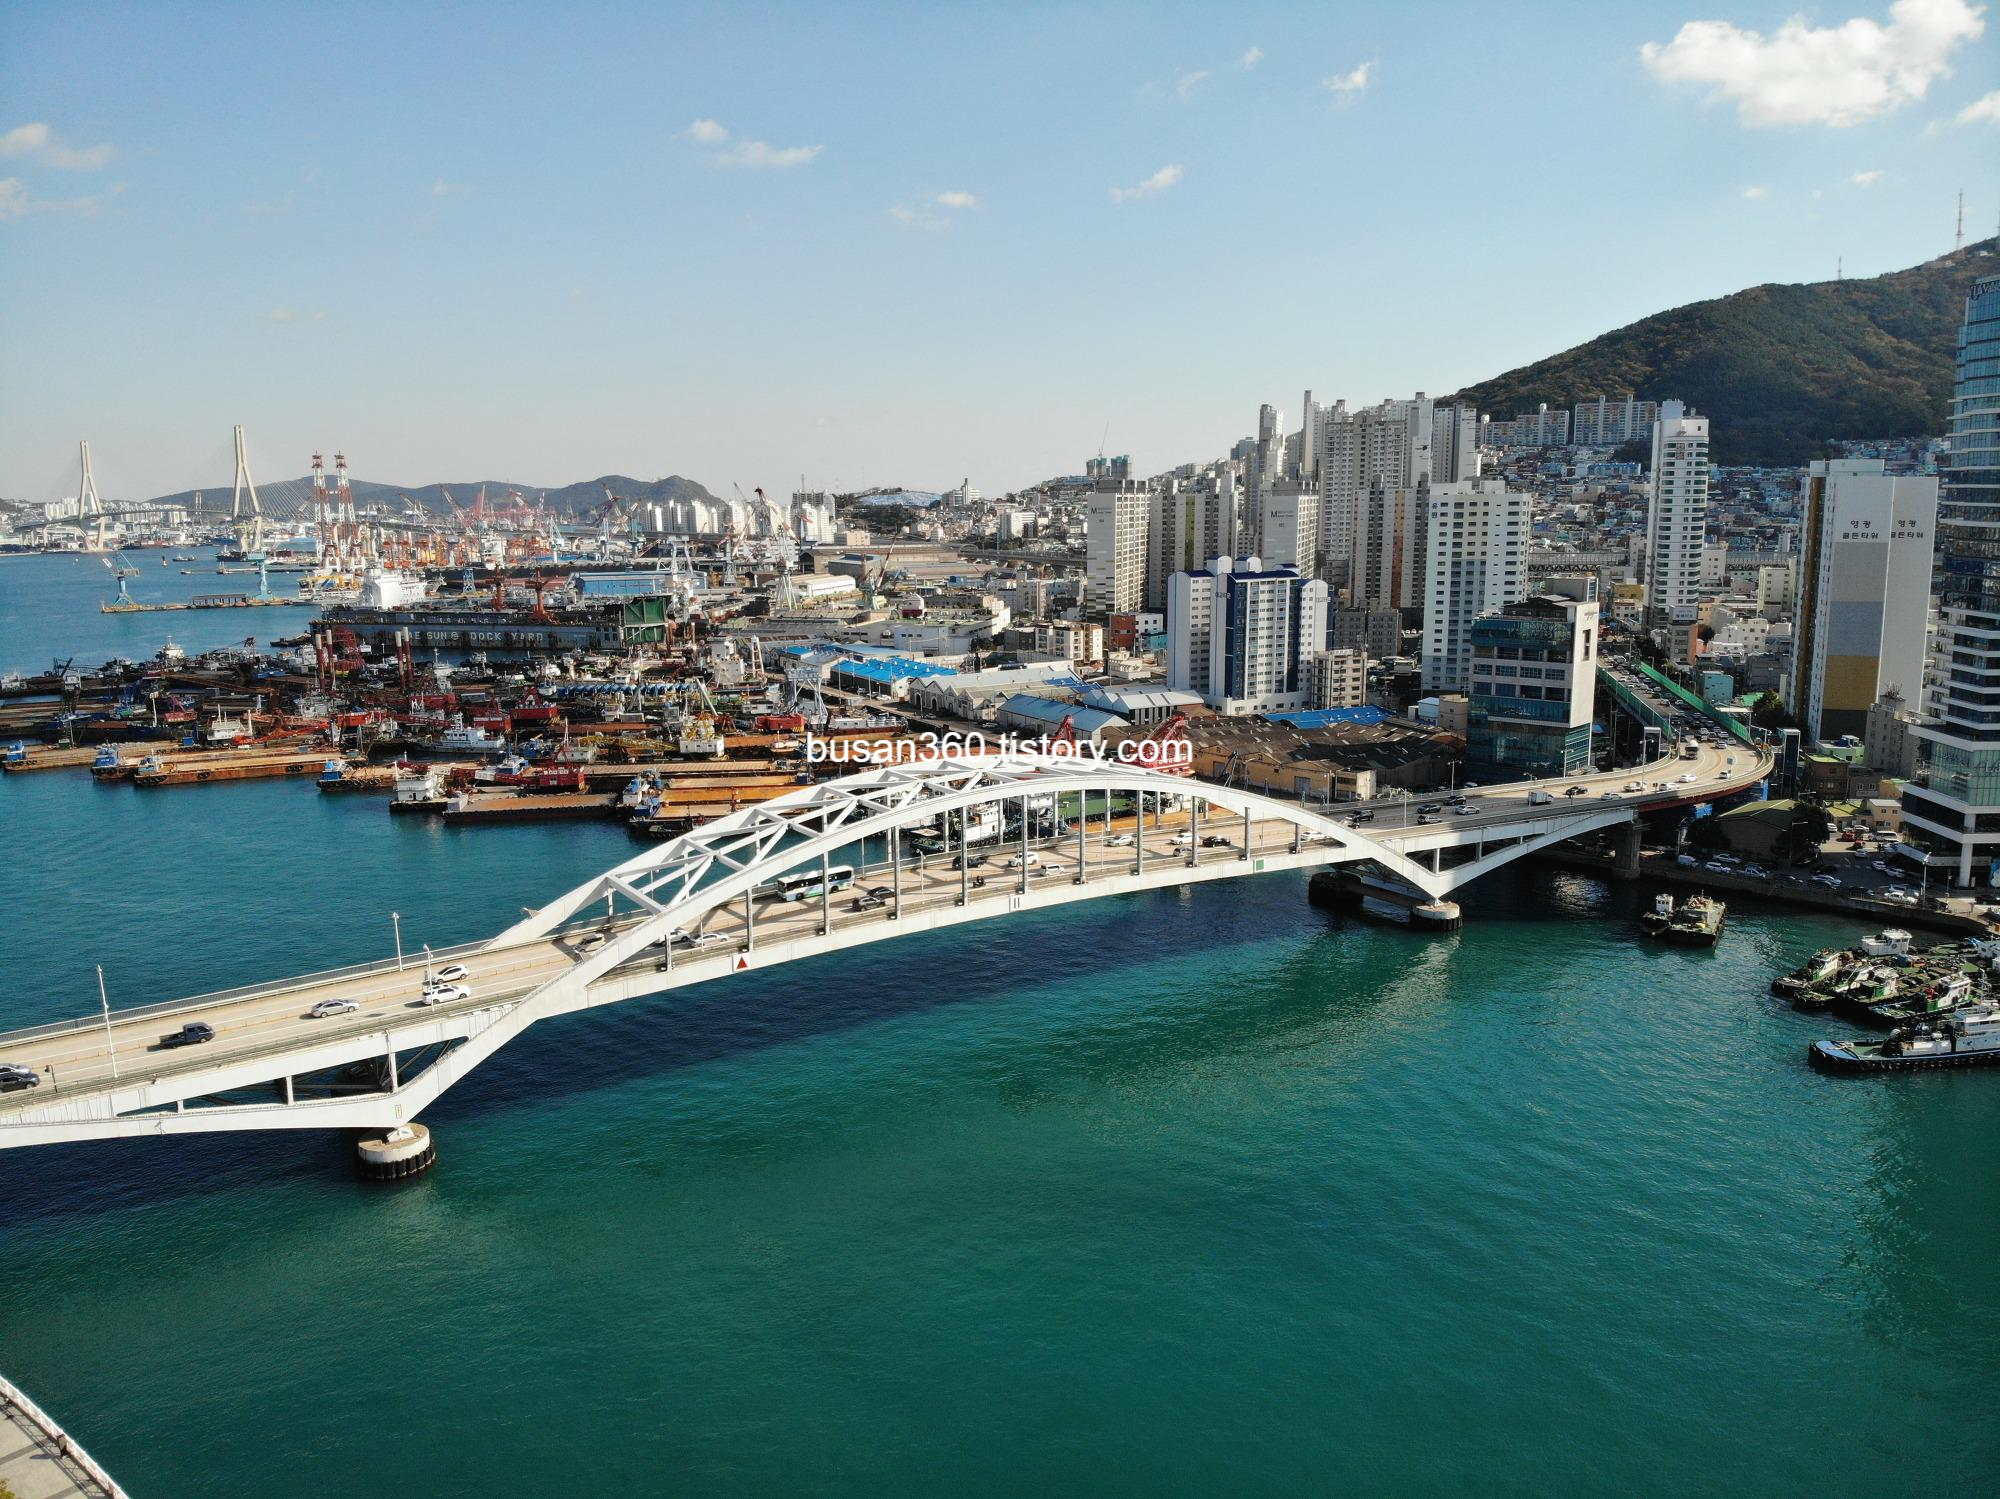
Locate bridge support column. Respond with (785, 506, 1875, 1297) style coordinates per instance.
(357, 1123, 436, 1182)
(1610, 819, 1643, 881)
(1241, 803, 1251, 861)
(1187, 797, 1201, 868)
(891, 826, 902, 920)
(1075, 807, 1086, 885)
(959, 806, 969, 906)
(744, 889, 755, 948)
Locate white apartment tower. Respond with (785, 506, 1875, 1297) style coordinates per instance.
(1643, 398, 1710, 627)
(1085, 483, 1154, 618)
(1420, 478, 1529, 692)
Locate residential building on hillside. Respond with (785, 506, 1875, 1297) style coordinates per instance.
(1643, 398, 1711, 628)
(1085, 481, 1154, 617)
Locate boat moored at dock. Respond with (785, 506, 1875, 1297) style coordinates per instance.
(1810, 1005, 2000, 1073)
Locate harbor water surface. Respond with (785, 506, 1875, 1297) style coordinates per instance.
(2, 569, 1998, 1495)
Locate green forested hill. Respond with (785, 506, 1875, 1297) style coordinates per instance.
(1448, 239, 1997, 465)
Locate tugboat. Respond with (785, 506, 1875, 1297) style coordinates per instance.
(389, 764, 450, 815)
(1772, 948, 1845, 1000)
(1639, 892, 1675, 938)
(1810, 1005, 2000, 1073)
(1664, 893, 1725, 946)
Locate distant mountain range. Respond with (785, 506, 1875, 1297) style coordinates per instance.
(149, 473, 718, 520)
(1446, 237, 1997, 466)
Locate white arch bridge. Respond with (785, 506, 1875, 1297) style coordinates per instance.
(0, 744, 1767, 1149)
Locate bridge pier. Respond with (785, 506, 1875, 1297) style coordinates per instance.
(356, 1122, 435, 1181)
(1610, 820, 1643, 881)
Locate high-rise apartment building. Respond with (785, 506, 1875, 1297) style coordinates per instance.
(1571, 395, 1659, 446)
(1420, 478, 1528, 692)
(1318, 395, 1436, 592)
(1351, 480, 1428, 614)
(1085, 481, 1154, 618)
(1308, 647, 1368, 710)
(1643, 398, 1711, 628)
(1467, 575, 1600, 775)
(1787, 458, 1937, 743)
(1166, 555, 1330, 715)
(1255, 481, 1322, 578)
(1431, 401, 1480, 483)
(1905, 273, 2000, 886)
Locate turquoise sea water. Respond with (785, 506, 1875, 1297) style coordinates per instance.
(2, 560, 1997, 1495)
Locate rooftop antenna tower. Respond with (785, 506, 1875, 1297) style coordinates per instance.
(228, 425, 264, 558)
(77, 440, 107, 551)
(1956, 190, 1965, 253)
(1836, 255, 1843, 280)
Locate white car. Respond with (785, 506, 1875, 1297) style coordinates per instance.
(419, 979, 470, 1006)
(306, 997, 359, 1019)
(432, 963, 469, 983)
(1003, 851, 1043, 867)
(1623, 782, 1644, 793)
(1453, 804, 1477, 815)
(1166, 834, 1194, 849)
(1104, 833, 1137, 847)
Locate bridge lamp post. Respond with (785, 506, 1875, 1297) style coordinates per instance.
(96, 964, 119, 1081)
(391, 911, 404, 971)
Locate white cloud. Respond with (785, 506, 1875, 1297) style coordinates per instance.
(1321, 61, 1375, 100)
(1851, 168, 1886, 185)
(1641, 0, 1985, 127)
(0, 121, 114, 170)
(431, 178, 469, 197)
(262, 308, 327, 324)
(0, 175, 103, 221)
(1957, 88, 2000, 123)
(932, 190, 978, 209)
(1110, 163, 1184, 204)
(1742, 184, 1770, 199)
(720, 139, 822, 168)
(685, 118, 730, 144)
(1240, 46, 1263, 69)
(889, 204, 949, 231)
(1175, 69, 1211, 101)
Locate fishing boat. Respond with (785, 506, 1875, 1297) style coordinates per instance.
(1859, 928, 1913, 957)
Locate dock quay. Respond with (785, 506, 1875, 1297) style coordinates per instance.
(134, 747, 339, 788)
(0, 1370, 128, 1498)
(2, 741, 174, 774)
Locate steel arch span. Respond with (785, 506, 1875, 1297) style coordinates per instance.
(0, 748, 1719, 1147)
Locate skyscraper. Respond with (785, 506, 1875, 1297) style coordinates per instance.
(1788, 458, 1937, 743)
(1905, 272, 2000, 886)
(1643, 398, 1710, 628)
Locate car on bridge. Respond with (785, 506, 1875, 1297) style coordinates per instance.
(156, 1022, 215, 1050)
(418, 979, 470, 1007)
(1201, 834, 1233, 848)
(0, 1064, 41, 1094)
(1104, 833, 1137, 847)
(306, 998, 360, 1020)
(1564, 785, 1588, 797)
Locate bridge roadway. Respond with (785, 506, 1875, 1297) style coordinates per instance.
(0, 739, 1766, 1146)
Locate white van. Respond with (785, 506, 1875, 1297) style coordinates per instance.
(1527, 790, 1553, 806)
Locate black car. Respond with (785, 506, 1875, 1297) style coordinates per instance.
(952, 853, 987, 870)
(157, 1022, 216, 1050)
(1201, 835, 1233, 848)
(866, 886, 895, 900)
(0, 1066, 40, 1094)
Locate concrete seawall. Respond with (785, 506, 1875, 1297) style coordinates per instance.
(1533, 846, 1994, 938)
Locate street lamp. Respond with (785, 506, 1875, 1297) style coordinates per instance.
(392, 911, 404, 970)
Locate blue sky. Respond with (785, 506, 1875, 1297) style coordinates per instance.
(2, 0, 1997, 502)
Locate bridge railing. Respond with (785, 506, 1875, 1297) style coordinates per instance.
(0, 1371, 129, 1499)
